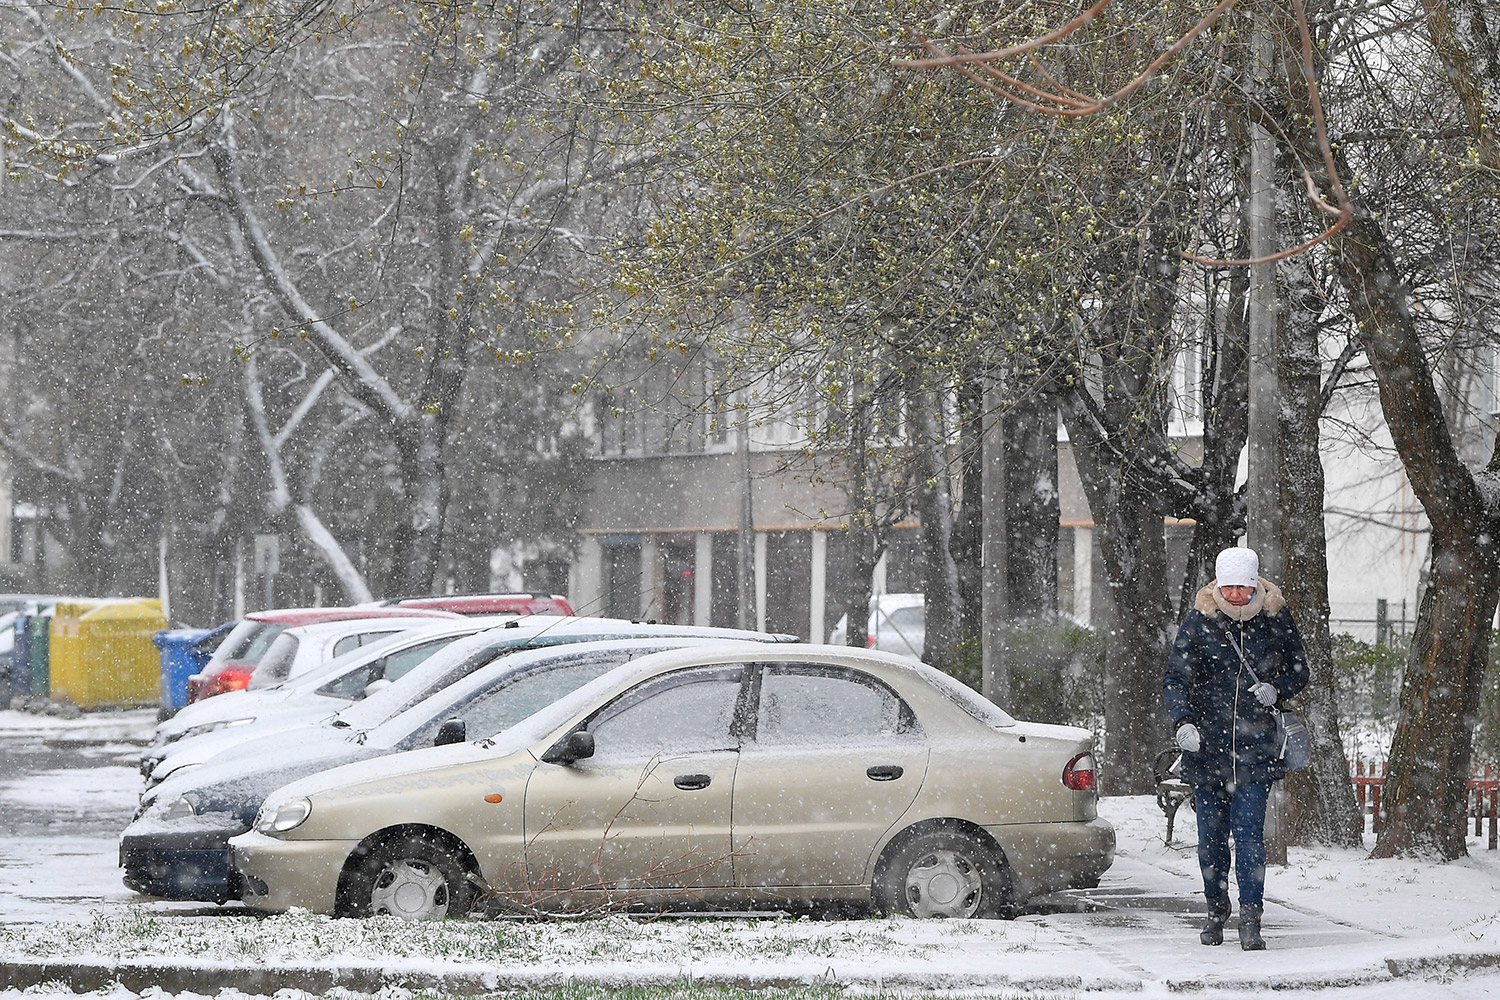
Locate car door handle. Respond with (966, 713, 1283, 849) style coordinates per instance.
(867, 765, 904, 781)
(674, 773, 712, 790)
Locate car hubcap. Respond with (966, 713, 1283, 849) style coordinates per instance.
(904, 848, 982, 918)
(370, 858, 449, 919)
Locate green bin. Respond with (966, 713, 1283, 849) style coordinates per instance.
(27, 613, 50, 697)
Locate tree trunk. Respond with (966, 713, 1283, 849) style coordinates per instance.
(1002, 384, 1060, 620)
(844, 400, 875, 649)
(1377, 534, 1500, 857)
(952, 377, 985, 644)
(244, 355, 374, 603)
(395, 419, 452, 595)
(915, 389, 964, 671)
(1278, 251, 1363, 848)
(1062, 389, 1172, 795)
(1323, 166, 1500, 858)
(1263, 22, 1500, 858)
(1421, 0, 1500, 169)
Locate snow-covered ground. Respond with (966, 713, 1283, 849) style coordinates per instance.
(3, 707, 1500, 999)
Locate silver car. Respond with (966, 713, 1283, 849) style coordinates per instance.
(231, 643, 1113, 920)
(828, 593, 925, 659)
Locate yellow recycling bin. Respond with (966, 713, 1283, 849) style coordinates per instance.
(49, 598, 170, 709)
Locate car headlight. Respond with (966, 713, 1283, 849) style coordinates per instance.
(162, 794, 199, 820)
(255, 797, 312, 836)
(150, 758, 202, 785)
(181, 717, 256, 741)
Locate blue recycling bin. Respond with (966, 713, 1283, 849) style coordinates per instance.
(153, 623, 234, 710)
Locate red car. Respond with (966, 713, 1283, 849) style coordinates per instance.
(377, 592, 575, 617)
(185, 607, 462, 704)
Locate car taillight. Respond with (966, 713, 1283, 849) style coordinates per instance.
(198, 670, 252, 700)
(866, 635, 876, 647)
(1063, 751, 1097, 791)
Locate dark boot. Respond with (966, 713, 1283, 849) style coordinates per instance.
(1200, 896, 1231, 946)
(1239, 904, 1266, 951)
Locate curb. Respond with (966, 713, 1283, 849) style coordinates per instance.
(9, 953, 1500, 994)
(1386, 952, 1500, 977)
(0, 960, 1147, 996)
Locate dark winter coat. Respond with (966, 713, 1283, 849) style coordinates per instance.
(1163, 579, 1310, 788)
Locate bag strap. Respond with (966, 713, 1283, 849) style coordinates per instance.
(1226, 623, 1290, 757)
(1227, 624, 1294, 719)
(1223, 625, 1264, 686)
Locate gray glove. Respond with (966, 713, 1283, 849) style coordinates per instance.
(1175, 723, 1201, 753)
(1251, 681, 1278, 706)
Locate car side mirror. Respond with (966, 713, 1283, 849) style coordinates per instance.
(364, 678, 392, 697)
(434, 718, 467, 746)
(541, 730, 595, 765)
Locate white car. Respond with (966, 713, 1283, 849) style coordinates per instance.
(828, 593, 925, 659)
(141, 618, 496, 778)
(141, 616, 789, 786)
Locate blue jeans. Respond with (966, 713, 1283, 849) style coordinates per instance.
(1194, 782, 1270, 907)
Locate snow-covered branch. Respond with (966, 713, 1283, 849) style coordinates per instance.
(209, 118, 414, 427)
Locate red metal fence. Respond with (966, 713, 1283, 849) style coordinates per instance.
(1349, 760, 1500, 849)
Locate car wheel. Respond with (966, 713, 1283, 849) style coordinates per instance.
(344, 834, 475, 920)
(874, 828, 1009, 919)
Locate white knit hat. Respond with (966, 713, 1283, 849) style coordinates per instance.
(1215, 547, 1259, 588)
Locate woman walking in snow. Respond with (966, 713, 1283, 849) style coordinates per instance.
(1163, 546, 1309, 950)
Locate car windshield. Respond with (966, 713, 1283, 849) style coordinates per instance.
(313, 635, 463, 702)
(482, 660, 649, 752)
(367, 640, 715, 750)
(247, 633, 300, 688)
(200, 619, 286, 675)
(325, 631, 519, 730)
(884, 606, 923, 630)
(376, 653, 625, 749)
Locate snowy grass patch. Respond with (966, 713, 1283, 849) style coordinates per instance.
(0, 909, 964, 969)
(0, 985, 1064, 1000)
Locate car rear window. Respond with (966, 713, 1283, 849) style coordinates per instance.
(920, 664, 1017, 729)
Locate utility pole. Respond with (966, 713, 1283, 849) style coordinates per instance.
(1247, 18, 1288, 864)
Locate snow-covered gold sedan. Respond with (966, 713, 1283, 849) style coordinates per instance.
(230, 643, 1114, 919)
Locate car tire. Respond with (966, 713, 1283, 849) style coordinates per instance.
(341, 833, 476, 920)
(873, 827, 1010, 919)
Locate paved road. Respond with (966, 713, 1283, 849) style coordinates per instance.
(0, 708, 239, 922)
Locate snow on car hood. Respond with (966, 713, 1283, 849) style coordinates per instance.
(149, 704, 345, 783)
(258, 736, 519, 811)
(143, 722, 356, 811)
(154, 687, 327, 740)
